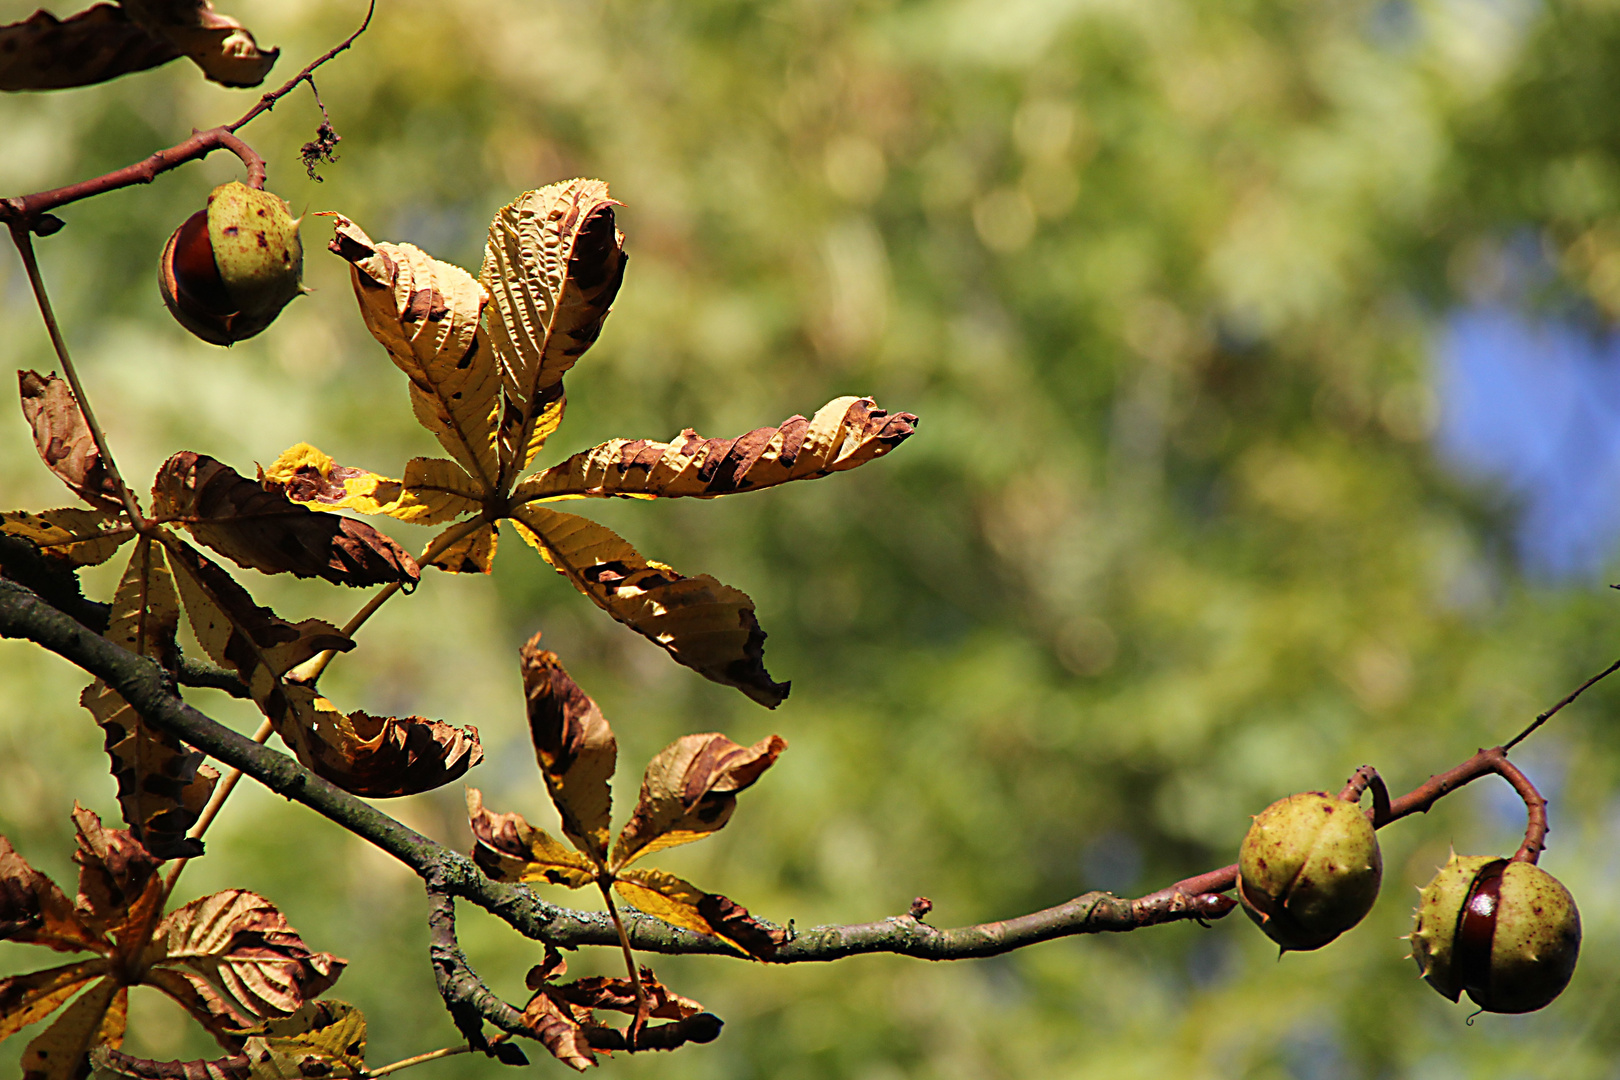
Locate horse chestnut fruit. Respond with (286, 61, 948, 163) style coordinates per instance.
(1410, 853, 1580, 1013)
(1238, 791, 1382, 951)
(159, 180, 304, 345)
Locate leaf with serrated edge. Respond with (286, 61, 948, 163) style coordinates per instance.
(70, 805, 164, 943)
(83, 538, 218, 859)
(0, 508, 130, 567)
(232, 999, 366, 1079)
(261, 443, 480, 525)
(0, 960, 107, 1042)
(327, 215, 501, 492)
(466, 789, 596, 887)
(0, 836, 103, 954)
(165, 538, 351, 726)
(611, 733, 785, 870)
(19, 977, 124, 1080)
(517, 987, 595, 1071)
(425, 520, 497, 574)
(153, 452, 419, 588)
(515, 396, 918, 502)
(520, 636, 615, 863)
(482, 180, 625, 486)
(276, 686, 482, 797)
(149, 890, 344, 1021)
(18, 371, 120, 509)
(510, 504, 787, 706)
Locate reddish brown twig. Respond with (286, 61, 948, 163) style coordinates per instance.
(1505, 654, 1620, 751)
(0, 0, 374, 228)
(1338, 764, 1392, 825)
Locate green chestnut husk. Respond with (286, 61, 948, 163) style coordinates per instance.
(159, 180, 303, 345)
(1410, 853, 1581, 1013)
(1238, 791, 1383, 951)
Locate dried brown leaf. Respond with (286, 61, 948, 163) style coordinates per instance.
(511, 505, 786, 706)
(520, 636, 616, 863)
(0, 836, 102, 954)
(70, 805, 163, 942)
(0, 4, 177, 91)
(481, 180, 625, 485)
(611, 733, 786, 869)
(18, 371, 120, 509)
(90, 1045, 250, 1079)
(120, 0, 277, 87)
(165, 537, 351, 710)
(465, 788, 596, 887)
(0, 508, 130, 567)
(153, 452, 419, 588)
(20, 977, 124, 1080)
(276, 688, 483, 798)
(550, 966, 703, 1020)
(261, 444, 480, 526)
(327, 215, 502, 492)
(83, 538, 218, 859)
(0, 961, 107, 1042)
(150, 890, 344, 1022)
(517, 987, 595, 1071)
(515, 396, 917, 501)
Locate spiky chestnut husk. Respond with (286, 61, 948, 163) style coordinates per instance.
(1410, 853, 1581, 1013)
(1238, 791, 1382, 951)
(159, 181, 303, 345)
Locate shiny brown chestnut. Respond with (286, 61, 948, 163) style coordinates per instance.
(159, 181, 303, 345)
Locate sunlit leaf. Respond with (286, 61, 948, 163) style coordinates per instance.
(153, 452, 419, 588)
(516, 986, 595, 1071)
(466, 788, 597, 887)
(482, 180, 625, 484)
(519, 636, 616, 863)
(82, 538, 218, 859)
(510, 505, 786, 706)
(611, 733, 785, 869)
(18, 371, 120, 509)
(149, 890, 345, 1022)
(262, 444, 480, 525)
(0, 961, 107, 1043)
(515, 396, 918, 501)
(19, 977, 124, 1080)
(327, 215, 502, 492)
(0, 508, 130, 567)
(424, 520, 497, 574)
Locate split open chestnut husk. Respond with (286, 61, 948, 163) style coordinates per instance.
(159, 180, 303, 345)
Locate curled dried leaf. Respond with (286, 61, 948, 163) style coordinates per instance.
(611, 733, 786, 869)
(516, 396, 917, 501)
(18, 371, 120, 509)
(276, 688, 483, 798)
(517, 986, 595, 1071)
(520, 636, 616, 863)
(511, 505, 787, 706)
(550, 966, 703, 1020)
(120, 0, 277, 87)
(0, 837, 101, 954)
(465, 788, 597, 887)
(153, 452, 419, 588)
(0, 4, 177, 91)
(70, 805, 163, 941)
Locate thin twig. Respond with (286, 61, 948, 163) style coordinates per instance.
(1505, 655, 1620, 751)
(224, 0, 376, 135)
(7, 222, 144, 526)
(364, 1045, 472, 1077)
(600, 881, 650, 1039)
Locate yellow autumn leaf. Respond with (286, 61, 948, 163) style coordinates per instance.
(611, 733, 786, 870)
(262, 443, 483, 526)
(466, 788, 598, 887)
(0, 508, 130, 567)
(328, 215, 502, 492)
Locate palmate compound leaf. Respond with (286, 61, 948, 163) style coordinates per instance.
(326, 214, 502, 494)
(513, 395, 918, 501)
(88, 1000, 367, 1080)
(511, 504, 788, 707)
(520, 634, 616, 863)
(18, 371, 121, 509)
(81, 537, 219, 860)
(1, 810, 343, 1077)
(0, 508, 130, 568)
(152, 452, 420, 588)
(481, 179, 626, 486)
(166, 538, 481, 797)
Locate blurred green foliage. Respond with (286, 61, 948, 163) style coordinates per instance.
(4, 0, 1620, 1076)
